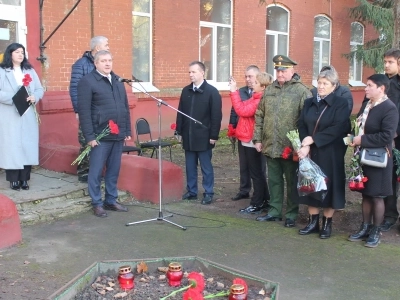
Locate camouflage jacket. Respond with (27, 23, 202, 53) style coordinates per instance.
(253, 76, 311, 158)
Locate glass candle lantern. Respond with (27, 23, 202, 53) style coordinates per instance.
(229, 284, 247, 300)
(118, 265, 134, 290)
(166, 262, 183, 287)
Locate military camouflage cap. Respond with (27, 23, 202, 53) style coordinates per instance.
(273, 54, 297, 70)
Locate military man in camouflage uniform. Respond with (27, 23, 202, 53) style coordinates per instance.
(254, 55, 311, 227)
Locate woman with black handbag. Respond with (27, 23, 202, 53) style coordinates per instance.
(296, 67, 351, 239)
(348, 74, 398, 248)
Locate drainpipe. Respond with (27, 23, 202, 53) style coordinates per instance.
(37, 0, 83, 62)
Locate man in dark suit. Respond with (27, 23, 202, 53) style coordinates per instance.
(176, 61, 222, 205)
(77, 50, 131, 218)
(229, 65, 267, 201)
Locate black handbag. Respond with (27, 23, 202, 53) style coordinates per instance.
(360, 147, 389, 168)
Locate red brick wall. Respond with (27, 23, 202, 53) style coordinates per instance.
(34, 0, 379, 147)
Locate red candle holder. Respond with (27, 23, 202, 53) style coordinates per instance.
(229, 284, 247, 300)
(166, 262, 183, 287)
(118, 265, 134, 290)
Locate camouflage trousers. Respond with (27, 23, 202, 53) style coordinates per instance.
(77, 125, 89, 182)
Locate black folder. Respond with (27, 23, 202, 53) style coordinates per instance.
(12, 86, 31, 116)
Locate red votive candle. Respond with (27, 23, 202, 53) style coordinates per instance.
(166, 262, 183, 287)
(229, 284, 247, 300)
(118, 265, 134, 290)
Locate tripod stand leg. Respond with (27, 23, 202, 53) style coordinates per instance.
(124, 101, 187, 231)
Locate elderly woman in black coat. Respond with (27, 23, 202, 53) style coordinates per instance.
(296, 67, 351, 239)
(348, 74, 398, 248)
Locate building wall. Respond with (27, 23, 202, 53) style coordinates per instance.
(27, 0, 377, 171)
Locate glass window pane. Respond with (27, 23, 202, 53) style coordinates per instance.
(277, 34, 288, 55)
(351, 22, 363, 44)
(216, 27, 230, 82)
(0, 0, 21, 5)
(0, 20, 17, 58)
(322, 40, 330, 66)
(132, 15, 150, 82)
(133, 0, 150, 13)
(266, 34, 275, 75)
(355, 60, 362, 81)
(313, 41, 320, 79)
(267, 6, 288, 32)
(200, 27, 213, 80)
(314, 16, 330, 39)
(349, 45, 356, 80)
(200, 0, 231, 25)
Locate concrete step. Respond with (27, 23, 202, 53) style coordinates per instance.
(0, 168, 131, 225)
(17, 189, 130, 225)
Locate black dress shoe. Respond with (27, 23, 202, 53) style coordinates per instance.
(201, 195, 213, 205)
(182, 192, 198, 200)
(239, 205, 263, 214)
(284, 218, 295, 228)
(10, 181, 21, 191)
(256, 214, 282, 222)
(93, 206, 108, 218)
(103, 202, 128, 212)
(20, 180, 29, 190)
(231, 193, 250, 201)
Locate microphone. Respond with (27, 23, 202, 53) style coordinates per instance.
(117, 76, 143, 83)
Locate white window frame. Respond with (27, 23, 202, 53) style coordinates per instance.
(266, 4, 290, 79)
(132, 2, 159, 93)
(349, 22, 365, 87)
(199, 4, 232, 91)
(312, 15, 331, 87)
(0, 0, 27, 54)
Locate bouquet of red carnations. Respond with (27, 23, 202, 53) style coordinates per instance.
(287, 130, 328, 201)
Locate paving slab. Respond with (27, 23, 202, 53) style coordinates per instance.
(0, 168, 86, 204)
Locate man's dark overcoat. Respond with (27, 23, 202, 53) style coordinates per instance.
(176, 80, 222, 152)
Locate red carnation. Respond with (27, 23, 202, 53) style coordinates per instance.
(281, 147, 293, 159)
(182, 288, 204, 300)
(361, 176, 368, 183)
(187, 272, 205, 292)
(227, 124, 236, 137)
(22, 74, 32, 87)
(109, 120, 119, 134)
(232, 278, 248, 294)
(171, 123, 177, 130)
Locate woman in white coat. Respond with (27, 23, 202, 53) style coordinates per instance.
(0, 43, 44, 190)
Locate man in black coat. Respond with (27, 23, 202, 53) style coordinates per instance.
(176, 61, 222, 205)
(78, 50, 131, 218)
(69, 36, 109, 183)
(381, 48, 400, 231)
(229, 65, 267, 202)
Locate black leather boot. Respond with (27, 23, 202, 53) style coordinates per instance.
(299, 214, 319, 235)
(364, 226, 381, 248)
(20, 180, 29, 190)
(348, 222, 372, 242)
(10, 181, 20, 191)
(319, 216, 332, 239)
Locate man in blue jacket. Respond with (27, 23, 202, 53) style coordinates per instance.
(77, 50, 131, 218)
(176, 61, 222, 205)
(69, 36, 109, 183)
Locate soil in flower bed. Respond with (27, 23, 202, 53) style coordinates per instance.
(74, 269, 274, 300)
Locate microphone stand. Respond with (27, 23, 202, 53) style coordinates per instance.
(124, 80, 203, 230)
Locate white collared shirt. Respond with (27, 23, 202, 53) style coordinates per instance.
(97, 70, 112, 83)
